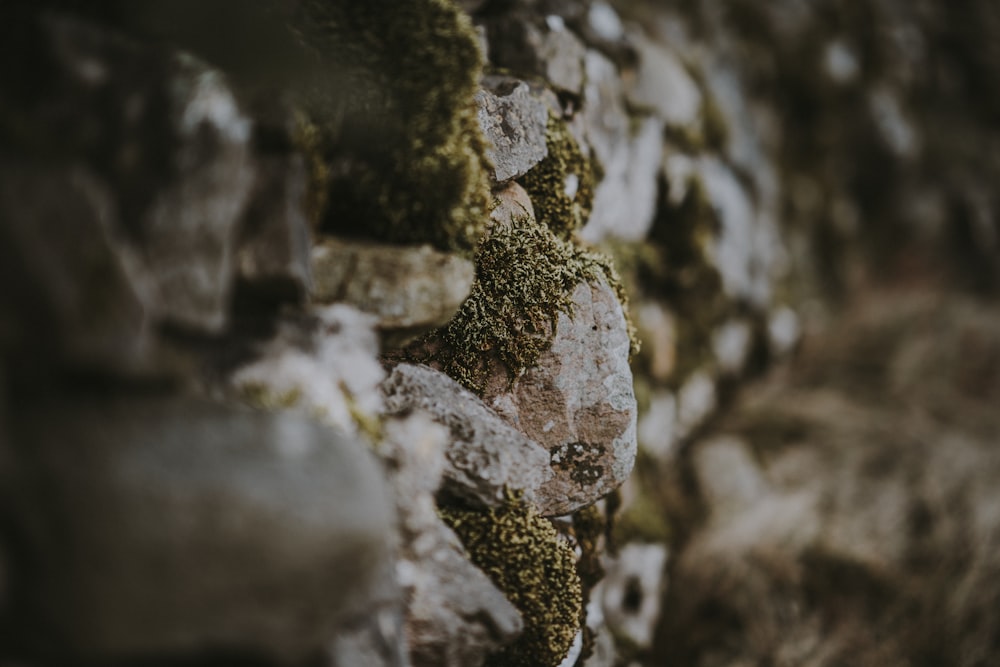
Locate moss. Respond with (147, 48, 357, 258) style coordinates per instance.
(406, 214, 634, 395)
(440, 492, 583, 667)
(519, 112, 600, 240)
(291, 0, 491, 255)
(237, 384, 304, 411)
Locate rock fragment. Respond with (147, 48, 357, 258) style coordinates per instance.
(485, 280, 638, 516)
(311, 238, 475, 335)
(625, 31, 703, 131)
(231, 305, 385, 438)
(381, 363, 552, 510)
(379, 413, 523, 667)
(476, 78, 549, 183)
(486, 16, 587, 95)
(6, 396, 395, 662)
(580, 50, 663, 243)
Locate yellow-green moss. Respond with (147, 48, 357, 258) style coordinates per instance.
(291, 0, 491, 255)
(440, 493, 582, 667)
(407, 215, 634, 394)
(519, 112, 599, 240)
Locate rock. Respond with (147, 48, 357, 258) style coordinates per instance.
(485, 280, 637, 517)
(237, 146, 312, 303)
(311, 238, 475, 335)
(0, 163, 159, 377)
(379, 414, 523, 667)
(579, 50, 663, 243)
(327, 564, 408, 667)
(490, 181, 537, 228)
(625, 31, 703, 131)
(712, 319, 753, 375)
(695, 157, 777, 306)
(381, 363, 552, 510)
(5, 395, 395, 662)
(0, 15, 256, 335)
(476, 78, 550, 183)
(231, 304, 385, 439)
(486, 15, 587, 95)
(637, 391, 678, 462)
(127, 54, 256, 333)
(600, 543, 668, 650)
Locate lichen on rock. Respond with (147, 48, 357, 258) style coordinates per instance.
(405, 213, 635, 396)
(291, 0, 492, 255)
(440, 492, 582, 667)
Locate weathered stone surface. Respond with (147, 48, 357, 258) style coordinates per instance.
(379, 413, 523, 667)
(487, 15, 587, 95)
(6, 395, 395, 662)
(311, 239, 475, 334)
(484, 280, 637, 517)
(237, 148, 312, 302)
(580, 50, 663, 243)
(381, 363, 552, 509)
(231, 304, 385, 439)
(476, 78, 549, 183)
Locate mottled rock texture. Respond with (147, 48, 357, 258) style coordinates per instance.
(381, 364, 552, 510)
(485, 280, 638, 517)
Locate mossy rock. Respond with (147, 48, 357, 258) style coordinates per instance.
(405, 214, 635, 395)
(441, 493, 583, 667)
(292, 0, 491, 255)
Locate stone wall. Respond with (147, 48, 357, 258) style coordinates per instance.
(2, 1, 999, 666)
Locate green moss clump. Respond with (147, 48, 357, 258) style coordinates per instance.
(519, 112, 600, 240)
(292, 0, 491, 255)
(408, 214, 632, 394)
(441, 493, 582, 667)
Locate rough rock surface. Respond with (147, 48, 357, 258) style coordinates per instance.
(580, 50, 663, 243)
(311, 239, 475, 334)
(5, 395, 395, 662)
(476, 78, 549, 183)
(381, 363, 552, 510)
(379, 413, 523, 667)
(485, 280, 637, 517)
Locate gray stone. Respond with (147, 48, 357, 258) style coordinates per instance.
(625, 31, 703, 131)
(126, 54, 256, 333)
(599, 543, 668, 650)
(581, 114, 664, 243)
(6, 395, 395, 662)
(231, 304, 385, 440)
(381, 364, 552, 509)
(484, 280, 637, 517)
(379, 414, 523, 667)
(579, 50, 663, 243)
(476, 79, 549, 183)
(311, 239, 475, 334)
(237, 149, 312, 302)
(487, 16, 587, 95)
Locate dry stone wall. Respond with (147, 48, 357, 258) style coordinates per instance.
(2, 0, 999, 666)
